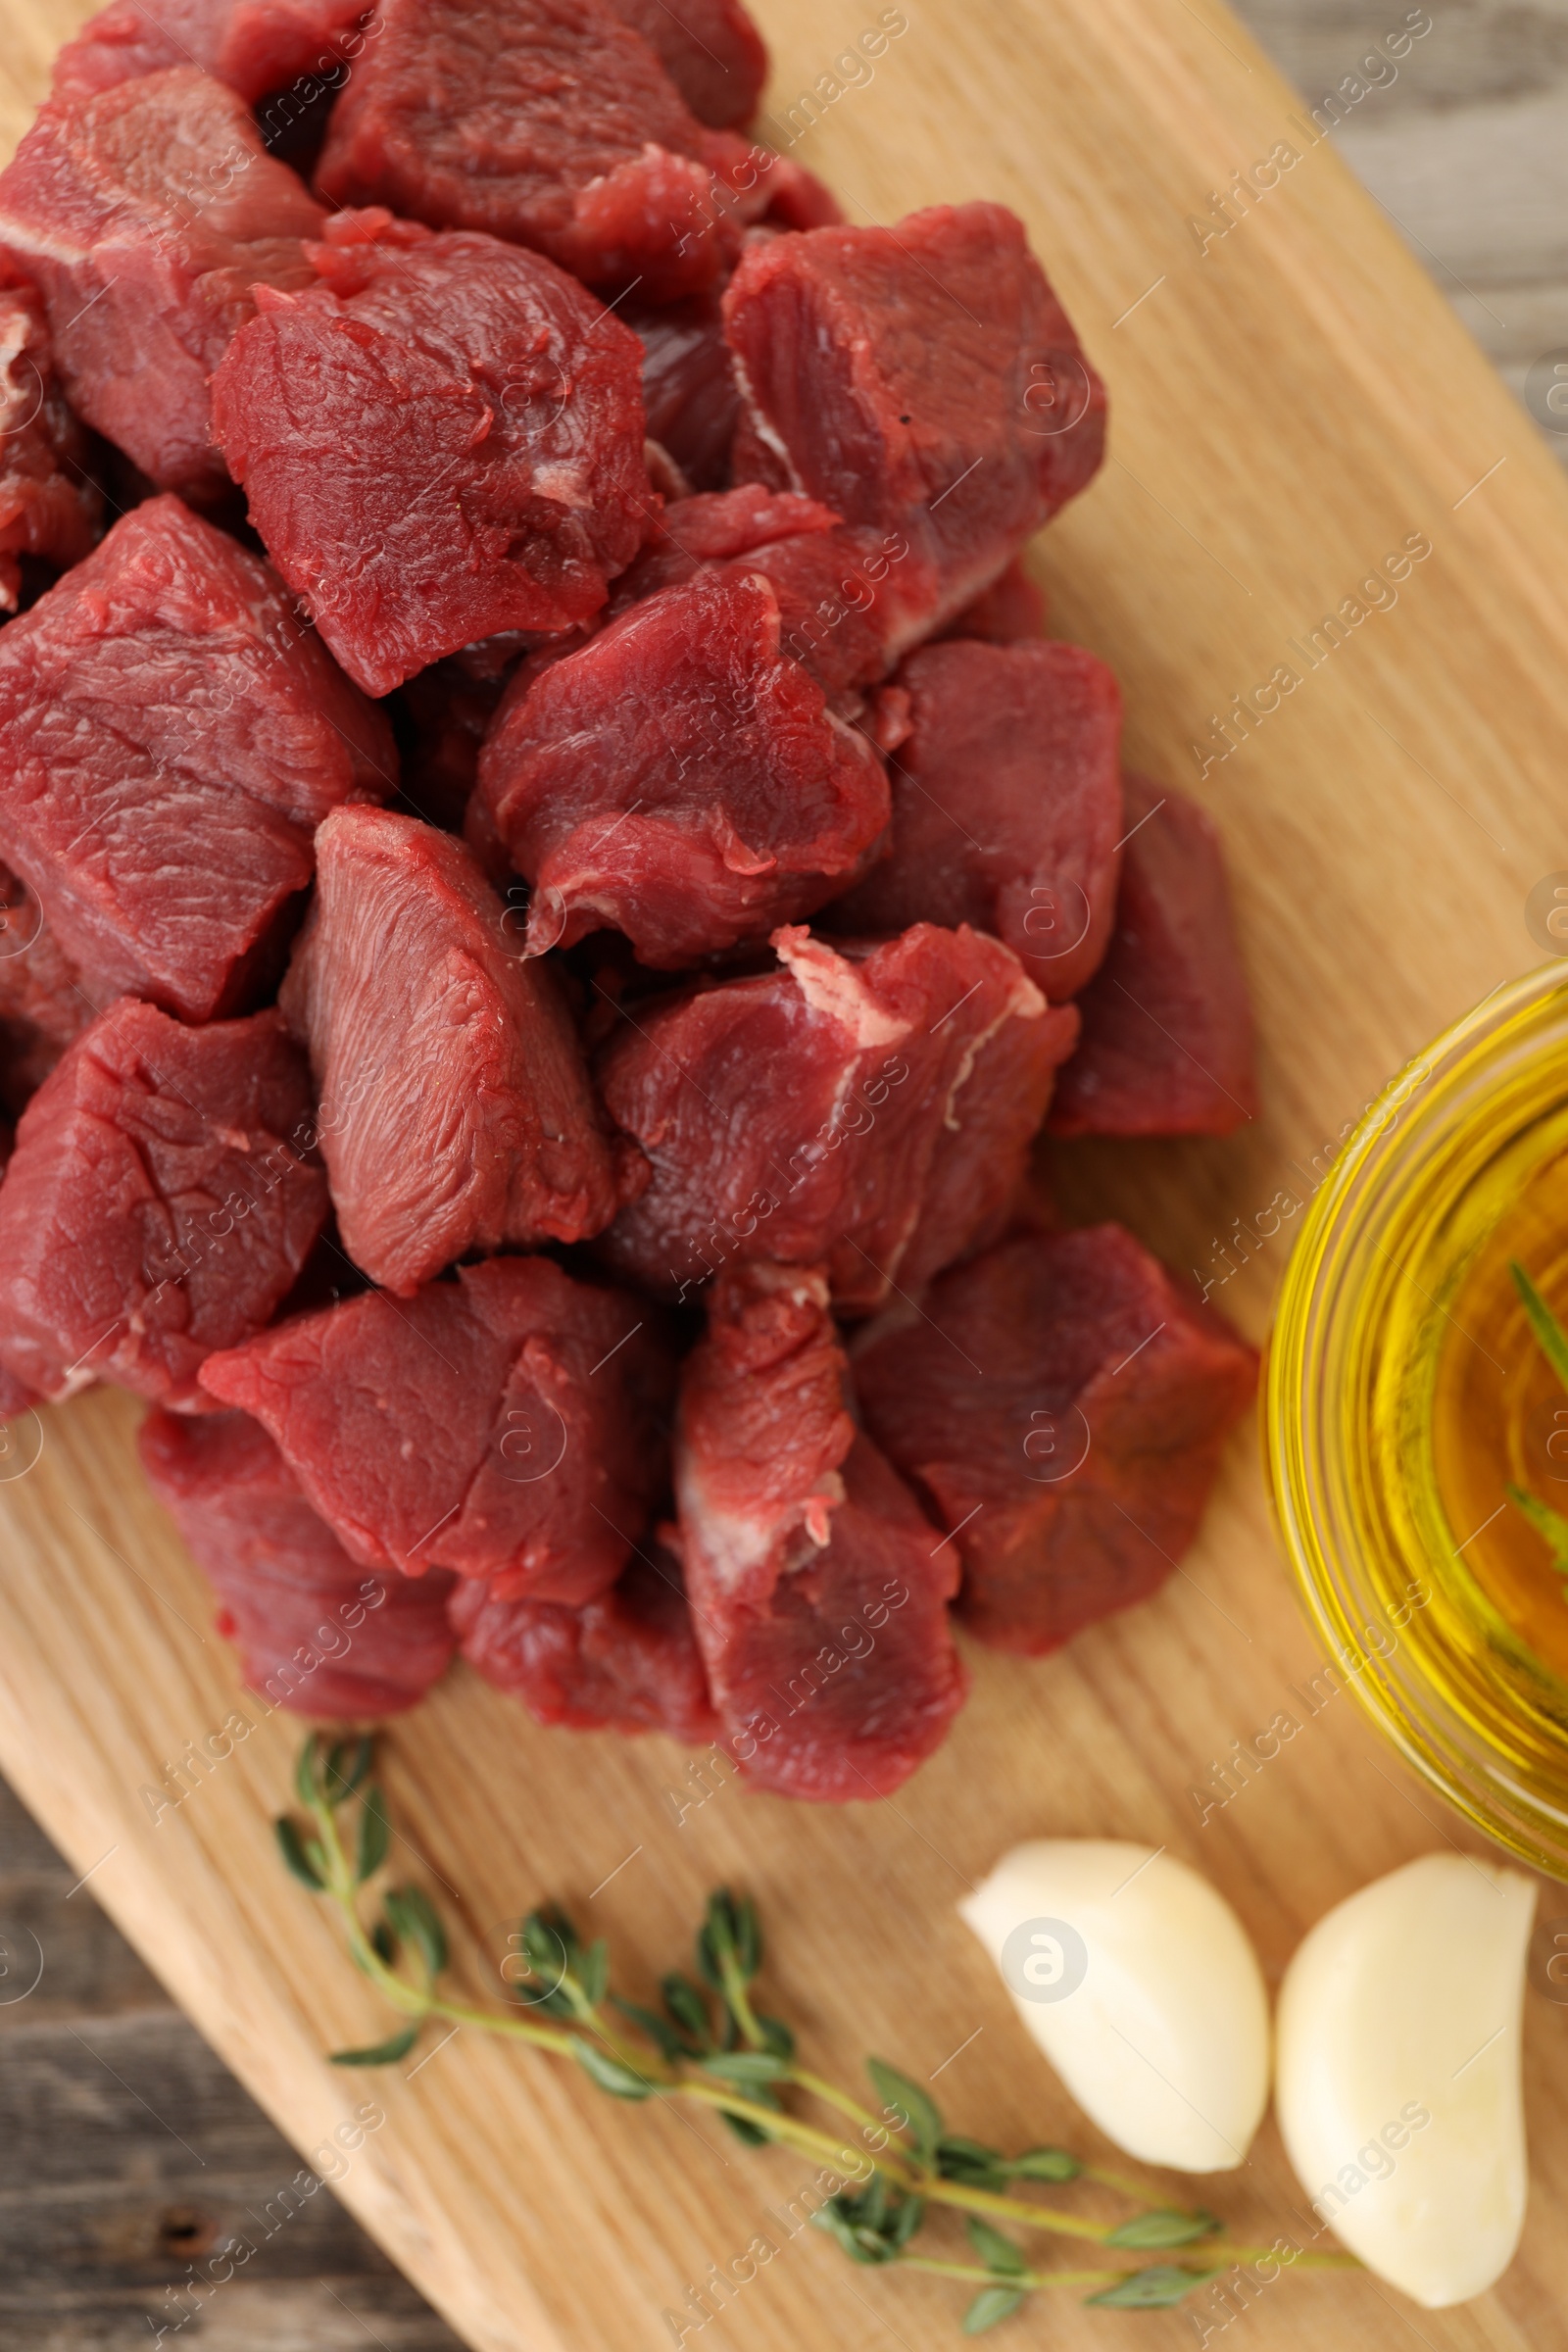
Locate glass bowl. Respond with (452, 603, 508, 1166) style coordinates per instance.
(1266, 961, 1568, 1880)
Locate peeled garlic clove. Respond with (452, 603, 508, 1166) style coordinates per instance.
(1275, 1850, 1536, 2308)
(958, 1840, 1269, 2173)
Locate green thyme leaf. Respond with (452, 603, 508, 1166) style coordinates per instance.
(809, 2196, 901, 2265)
(964, 2217, 1028, 2278)
(369, 1920, 396, 1966)
(1104, 2209, 1220, 2249)
(936, 2135, 1005, 2186)
(1086, 2266, 1212, 2309)
(323, 1736, 373, 1805)
(1511, 1261, 1568, 1394)
(294, 1736, 322, 1809)
(383, 1886, 447, 1982)
(356, 1785, 391, 1883)
(275, 1816, 325, 1890)
(722, 2110, 774, 2146)
(573, 2041, 656, 2100)
(579, 1937, 611, 2009)
(962, 2285, 1027, 2333)
(610, 1996, 692, 2062)
(329, 2024, 418, 2067)
(1007, 2144, 1080, 2182)
(888, 2191, 925, 2248)
(662, 1971, 712, 2048)
(866, 2058, 942, 2164)
(732, 1893, 761, 1979)
(756, 2012, 796, 2061)
(700, 2049, 790, 2084)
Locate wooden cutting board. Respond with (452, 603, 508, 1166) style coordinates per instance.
(3, 4, 1567, 2347)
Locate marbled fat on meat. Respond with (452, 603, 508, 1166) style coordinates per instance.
(854, 1225, 1258, 1655)
(0, 69, 325, 501)
(1049, 772, 1258, 1137)
(212, 214, 650, 696)
(200, 1256, 671, 1604)
(0, 495, 393, 1022)
(0, 1000, 326, 1411)
(474, 564, 892, 966)
(675, 1260, 966, 1799)
(140, 1405, 458, 1716)
(280, 808, 642, 1297)
(825, 639, 1124, 1000)
(595, 922, 1078, 1309)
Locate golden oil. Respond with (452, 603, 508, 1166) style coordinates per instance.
(1268, 967, 1568, 1879)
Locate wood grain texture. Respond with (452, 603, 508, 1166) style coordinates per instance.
(2, 3, 1568, 2350)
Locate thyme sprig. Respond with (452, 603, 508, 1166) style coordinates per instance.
(277, 1734, 1356, 2331)
(1507, 1261, 1568, 1582)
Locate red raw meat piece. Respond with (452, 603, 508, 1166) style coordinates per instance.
(0, 863, 97, 1117)
(603, 0, 766, 126)
(281, 808, 643, 1296)
(612, 484, 925, 708)
(825, 640, 1124, 1000)
(675, 1261, 965, 1799)
(0, 999, 326, 1410)
(53, 0, 372, 103)
(0, 69, 325, 501)
(475, 564, 892, 966)
(450, 1538, 718, 1740)
(939, 556, 1048, 643)
(626, 293, 741, 492)
(595, 922, 1078, 1309)
(723, 204, 1104, 647)
(0, 495, 394, 1022)
(315, 0, 762, 300)
(0, 282, 101, 610)
(212, 214, 650, 696)
(855, 1225, 1258, 1655)
(140, 1405, 458, 1715)
(200, 1256, 671, 1602)
(1049, 772, 1257, 1138)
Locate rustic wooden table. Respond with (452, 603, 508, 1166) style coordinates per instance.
(3, 3, 1565, 2347)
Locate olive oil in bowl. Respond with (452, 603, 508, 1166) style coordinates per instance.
(1268, 967, 1568, 1878)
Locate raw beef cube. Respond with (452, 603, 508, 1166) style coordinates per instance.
(612, 484, 926, 708)
(53, 0, 373, 103)
(595, 922, 1078, 1310)
(627, 293, 742, 491)
(0, 863, 97, 1117)
(1049, 773, 1258, 1138)
(0, 283, 101, 610)
(280, 808, 643, 1297)
(0, 495, 394, 1022)
(0, 1361, 36, 1421)
(675, 1260, 965, 1799)
(0, 1000, 326, 1411)
(140, 1405, 458, 1715)
(315, 0, 760, 300)
(0, 70, 325, 501)
(212, 214, 650, 697)
(939, 556, 1048, 644)
(855, 1226, 1258, 1655)
(604, 0, 766, 126)
(450, 1539, 718, 1740)
(200, 1256, 671, 1603)
(825, 640, 1124, 1001)
(475, 564, 892, 967)
(723, 205, 1105, 647)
